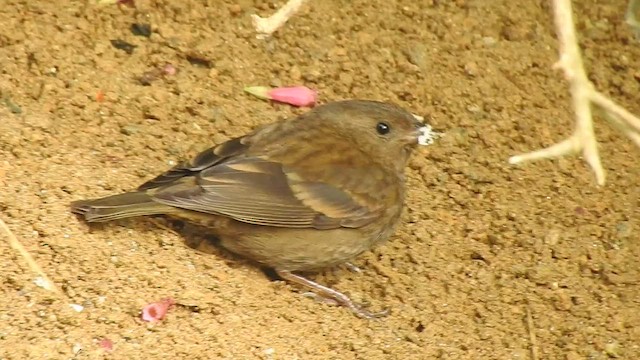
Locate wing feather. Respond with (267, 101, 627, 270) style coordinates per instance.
(150, 156, 381, 229)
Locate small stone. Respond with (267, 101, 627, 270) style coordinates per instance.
(4, 97, 22, 114)
(328, 46, 347, 57)
(131, 23, 152, 37)
(604, 341, 620, 358)
(544, 229, 561, 245)
(553, 292, 572, 311)
(229, 4, 242, 16)
(464, 62, 479, 77)
(186, 52, 212, 68)
(110, 39, 136, 54)
(565, 351, 581, 360)
(120, 125, 140, 136)
(615, 222, 632, 238)
(302, 69, 321, 82)
(466, 104, 482, 113)
(482, 36, 497, 46)
(404, 43, 428, 70)
(289, 66, 301, 81)
(526, 264, 558, 286)
(501, 24, 529, 41)
(69, 304, 84, 312)
(269, 78, 282, 88)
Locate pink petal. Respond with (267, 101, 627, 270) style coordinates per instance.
(99, 338, 113, 351)
(141, 298, 175, 322)
(162, 64, 177, 76)
(268, 86, 317, 107)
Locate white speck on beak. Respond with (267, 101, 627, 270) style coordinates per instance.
(418, 125, 439, 145)
(412, 114, 441, 146)
(417, 124, 441, 146)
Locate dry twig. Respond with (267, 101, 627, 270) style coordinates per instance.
(509, 0, 640, 185)
(626, 0, 640, 34)
(251, 0, 309, 37)
(1, 216, 62, 295)
(525, 305, 539, 360)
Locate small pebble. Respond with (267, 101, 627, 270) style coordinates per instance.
(110, 39, 137, 54)
(69, 304, 84, 312)
(228, 4, 242, 16)
(186, 52, 212, 68)
(131, 23, 152, 37)
(604, 341, 620, 358)
(163, 64, 177, 76)
(3, 97, 22, 114)
(99, 338, 114, 351)
(120, 125, 140, 135)
(464, 62, 479, 77)
(482, 36, 497, 46)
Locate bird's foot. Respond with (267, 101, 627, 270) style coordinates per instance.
(277, 269, 389, 319)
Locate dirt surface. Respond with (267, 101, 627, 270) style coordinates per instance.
(1, 0, 639, 359)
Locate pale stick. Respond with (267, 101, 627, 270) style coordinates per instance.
(508, 0, 640, 185)
(251, 0, 309, 37)
(526, 305, 539, 360)
(626, 0, 640, 32)
(1, 216, 62, 295)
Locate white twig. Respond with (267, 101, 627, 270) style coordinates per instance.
(251, 0, 308, 37)
(509, 0, 640, 186)
(1, 216, 62, 295)
(525, 305, 539, 360)
(626, 0, 640, 33)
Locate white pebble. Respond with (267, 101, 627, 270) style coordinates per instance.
(69, 304, 84, 312)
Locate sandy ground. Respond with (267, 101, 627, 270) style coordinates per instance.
(1, 0, 639, 359)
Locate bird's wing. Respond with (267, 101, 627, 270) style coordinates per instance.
(138, 136, 251, 191)
(149, 156, 382, 229)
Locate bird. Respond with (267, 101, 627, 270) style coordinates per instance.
(71, 99, 435, 318)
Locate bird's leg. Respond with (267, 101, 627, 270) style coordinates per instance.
(275, 269, 389, 319)
(301, 292, 340, 306)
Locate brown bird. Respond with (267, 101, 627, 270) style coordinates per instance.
(71, 99, 435, 318)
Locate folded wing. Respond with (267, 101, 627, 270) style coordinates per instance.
(150, 156, 381, 229)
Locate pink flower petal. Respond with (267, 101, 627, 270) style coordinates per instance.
(162, 64, 177, 76)
(99, 338, 113, 351)
(268, 86, 317, 107)
(141, 298, 175, 322)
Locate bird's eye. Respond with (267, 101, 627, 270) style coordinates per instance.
(376, 122, 390, 135)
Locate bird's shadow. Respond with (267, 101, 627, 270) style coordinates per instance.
(76, 215, 359, 288)
(76, 215, 281, 281)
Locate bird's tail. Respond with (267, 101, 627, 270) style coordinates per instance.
(71, 191, 175, 223)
